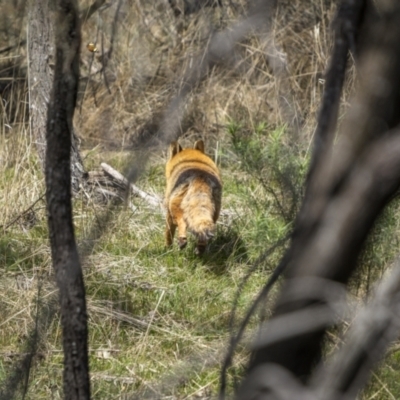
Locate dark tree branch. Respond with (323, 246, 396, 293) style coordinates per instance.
(307, 0, 365, 185)
(301, 3, 400, 233)
(239, 124, 400, 399)
(45, 0, 90, 398)
(237, 2, 400, 398)
(106, 0, 122, 65)
(100, 29, 111, 94)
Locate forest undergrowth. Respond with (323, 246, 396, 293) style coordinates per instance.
(1, 0, 400, 398)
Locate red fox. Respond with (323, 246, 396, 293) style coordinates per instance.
(164, 140, 222, 254)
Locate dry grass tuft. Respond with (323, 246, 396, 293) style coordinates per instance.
(74, 0, 338, 151)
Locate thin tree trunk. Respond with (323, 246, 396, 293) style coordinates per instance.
(28, 0, 85, 194)
(46, 0, 90, 398)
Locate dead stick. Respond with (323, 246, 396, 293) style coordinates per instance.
(100, 162, 163, 209)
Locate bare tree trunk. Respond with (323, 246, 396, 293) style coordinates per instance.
(28, 0, 85, 194)
(45, 0, 90, 398)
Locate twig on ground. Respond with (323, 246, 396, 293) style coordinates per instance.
(100, 162, 163, 209)
(1, 193, 45, 231)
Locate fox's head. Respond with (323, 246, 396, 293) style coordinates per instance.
(168, 140, 205, 160)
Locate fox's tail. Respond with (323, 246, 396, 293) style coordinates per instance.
(182, 177, 216, 242)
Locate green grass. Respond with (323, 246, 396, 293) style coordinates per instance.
(363, 351, 400, 400)
(3, 120, 400, 399)
(0, 123, 299, 398)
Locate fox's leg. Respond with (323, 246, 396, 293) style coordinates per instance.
(176, 216, 188, 249)
(165, 211, 176, 247)
(212, 187, 222, 223)
(169, 196, 187, 249)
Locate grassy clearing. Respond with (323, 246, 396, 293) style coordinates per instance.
(0, 124, 298, 398)
(2, 122, 398, 398)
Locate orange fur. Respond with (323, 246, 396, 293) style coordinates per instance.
(164, 140, 222, 254)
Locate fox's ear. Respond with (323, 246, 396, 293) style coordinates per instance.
(194, 140, 204, 153)
(168, 142, 182, 159)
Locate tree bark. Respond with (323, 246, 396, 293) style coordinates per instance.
(45, 0, 90, 398)
(28, 0, 85, 194)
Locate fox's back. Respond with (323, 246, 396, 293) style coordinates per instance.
(164, 140, 222, 254)
(165, 148, 221, 199)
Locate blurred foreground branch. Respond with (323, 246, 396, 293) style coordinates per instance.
(235, 1, 400, 399)
(307, 0, 365, 184)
